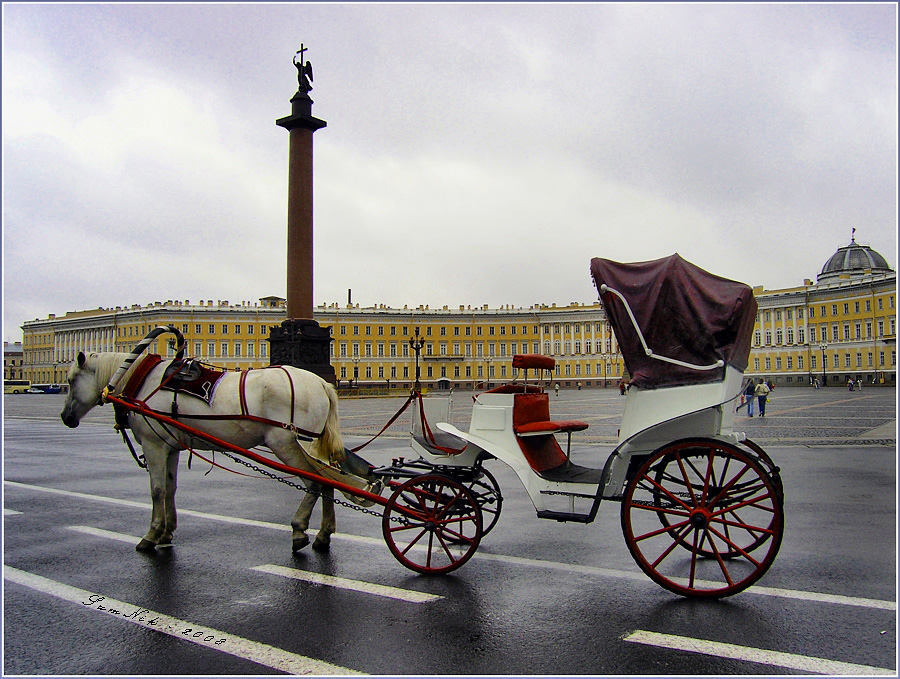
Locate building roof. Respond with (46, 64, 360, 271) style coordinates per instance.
(818, 234, 893, 283)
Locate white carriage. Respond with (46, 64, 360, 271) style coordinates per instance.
(396, 254, 784, 597)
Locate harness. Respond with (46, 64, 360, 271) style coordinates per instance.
(112, 355, 326, 468)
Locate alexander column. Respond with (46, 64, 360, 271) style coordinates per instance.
(268, 45, 336, 384)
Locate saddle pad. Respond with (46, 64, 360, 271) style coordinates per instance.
(162, 360, 227, 405)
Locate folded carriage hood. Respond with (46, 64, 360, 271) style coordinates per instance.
(590, 253, 757, 390)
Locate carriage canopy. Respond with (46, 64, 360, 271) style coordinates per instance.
(590, 253, 757, 390)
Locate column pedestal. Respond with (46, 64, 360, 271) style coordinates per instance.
(268, 319, 336, 384)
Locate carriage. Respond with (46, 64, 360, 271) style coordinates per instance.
(63, 254, 783, 598)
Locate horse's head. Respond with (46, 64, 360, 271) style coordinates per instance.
(61, 352, 104, 428)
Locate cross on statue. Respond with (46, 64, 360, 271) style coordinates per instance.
(293, 44, 314, 92)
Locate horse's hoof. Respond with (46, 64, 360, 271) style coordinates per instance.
(135, 539, 157, 552)
(292, 536, 310, 553)
(312, 538, 331, 553)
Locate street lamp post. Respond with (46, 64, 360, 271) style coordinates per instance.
(408, 327, 425, 393)
(819, 342, 827, 386)
(352, 356, 360, 389)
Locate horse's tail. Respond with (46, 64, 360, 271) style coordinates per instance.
(312, 382, 345, 466)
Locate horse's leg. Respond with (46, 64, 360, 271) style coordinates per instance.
(136, 440, 172, 551)
(312, 484, 336, 553)
(291, 484, 318, 552)
(157, 451, 179, 547)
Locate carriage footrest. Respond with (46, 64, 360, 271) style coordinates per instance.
(535, 461, 605, 484)
(536, 509, 593, 523)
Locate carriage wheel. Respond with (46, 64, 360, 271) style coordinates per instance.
(457, 467, 503, 539)
(651, 439, 778, 559)
(382, 474, 483, 575)
(622, 439, 783, 598)
(739, 439, 784, 503)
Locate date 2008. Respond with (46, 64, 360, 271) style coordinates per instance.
(82, 594, 227, 645)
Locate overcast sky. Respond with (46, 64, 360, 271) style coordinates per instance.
(3, 3, 897, 342)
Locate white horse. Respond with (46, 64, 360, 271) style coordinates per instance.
(61, 351, 363, 554)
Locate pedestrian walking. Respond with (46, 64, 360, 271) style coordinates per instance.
(847, 378, 854, 391)
(554, 383, 559, 397)
(745, 379, 756, 416)
(754, 378, 770, 417)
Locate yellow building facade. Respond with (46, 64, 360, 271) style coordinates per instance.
(19, 241, 896, 390)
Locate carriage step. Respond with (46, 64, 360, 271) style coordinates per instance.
(536, 510, 593, 523)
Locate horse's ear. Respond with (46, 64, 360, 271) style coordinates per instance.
(77, 352, 86, 368)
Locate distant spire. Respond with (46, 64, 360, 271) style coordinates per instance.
(851, 227, 856, 243)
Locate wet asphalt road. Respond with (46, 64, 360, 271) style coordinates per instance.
(3, 389, 896, 675)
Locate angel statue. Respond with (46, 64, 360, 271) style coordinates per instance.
(293, 45, 314, 92)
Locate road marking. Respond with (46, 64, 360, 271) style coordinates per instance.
(3, 566, 362, 675)
(64, 526, 440, 604)
(4, 509, 23, 515)
(9, 480, 895, 611)
(251, 564, 442, 603)
(67, 525, 139, 544)
(623, 630, 895, 675)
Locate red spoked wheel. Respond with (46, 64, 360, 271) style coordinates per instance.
(621, 438, 783, 598)
(382, 474, 483, 575)
(456, 467, 503, 540)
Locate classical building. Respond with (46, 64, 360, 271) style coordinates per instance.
(19, 298, 625, 391)
(748, 237, 895, 387)
(4, 341, 24, 381)
(19, 239, 895, 390)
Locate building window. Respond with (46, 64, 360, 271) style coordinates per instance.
(260, 343, 267, 358)
(221, 342, 228, 358)
(195, 324, 202, 335)
(209, 324, 215, 334)
(776, 329, 783, 345)
(247, 342, 255, 358)
(787, 328, 794, 344)
(234, 342, 241, 358)
(208, 342, 215, 357)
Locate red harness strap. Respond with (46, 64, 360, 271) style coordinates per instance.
(112, 354, 164, 428)
(113, 357, 323, 440)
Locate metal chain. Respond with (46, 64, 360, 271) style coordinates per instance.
(216, 449, 408, 523)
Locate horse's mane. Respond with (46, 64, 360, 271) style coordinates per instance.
(90, 352, 143, 394)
